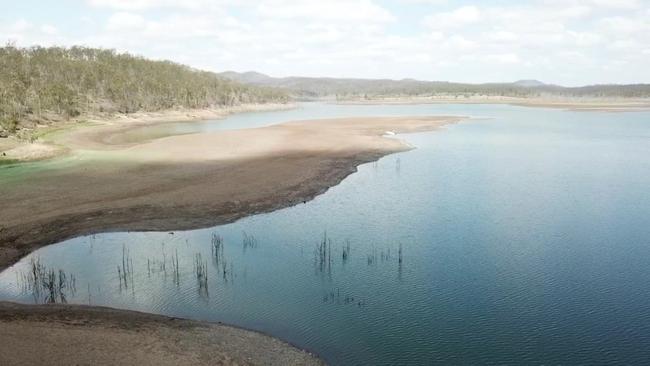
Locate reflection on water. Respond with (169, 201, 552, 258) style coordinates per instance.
(2, 103, 650, 365)
(16, 230, 391, 309)
(17, 257, 77, 304)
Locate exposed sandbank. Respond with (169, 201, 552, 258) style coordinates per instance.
(0, 302, 322, 366)
(0, 115, 462, 271)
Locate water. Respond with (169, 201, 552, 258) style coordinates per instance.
(2, 103, 650, 365)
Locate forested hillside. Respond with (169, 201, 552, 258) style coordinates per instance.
(220, 71, 650, 100)
(0, 45, 288, 135)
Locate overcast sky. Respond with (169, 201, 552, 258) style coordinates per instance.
(2, 0, 649, 86)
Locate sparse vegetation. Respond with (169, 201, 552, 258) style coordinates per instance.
(242, 231, 258, 250)
(342, 240, 351, 263)
(367, 248, 377, 266)
(117, 245, 134, 290)
(18, 257, 77, 304)
(322, 288, 360, 307)
(315, 232, 333, 273)
(398, 243, 403, 265)
(211, 233, 224, 262)
(194, 252, 208, 292)
(171, 248, 180, 286)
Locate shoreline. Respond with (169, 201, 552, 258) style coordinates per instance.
(0, 301, 323, 365)
(0, 115, 463, 271)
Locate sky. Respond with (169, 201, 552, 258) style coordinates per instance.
(1, 0, 649, 86)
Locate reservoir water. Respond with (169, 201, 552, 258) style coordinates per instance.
(1, 103, 650, 365)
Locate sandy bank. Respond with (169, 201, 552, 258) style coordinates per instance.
(335, 96, 650, 111)
(0, 302, 322, 366)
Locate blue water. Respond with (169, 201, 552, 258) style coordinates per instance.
(1, 103, 650, 365)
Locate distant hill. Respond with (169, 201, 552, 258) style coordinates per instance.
(0, 46, 289, 135)
(219, 71, 650, 100)
(219, 71, 276, 85)
(513, 80, 547, 88)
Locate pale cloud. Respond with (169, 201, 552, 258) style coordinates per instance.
(89, 0, 174, 10)
(429, 31, 445, 41)
(424, 6, 480, 29)
(106, 12, 146, 31)
(556, 5, 592, 18)
(399, 0, 448, 4)
(4, 0, 650, 85)
(444, 35, 477, 51)
(40, 25, 59, 35)
(2, 19, 63, 46)
(541, 0, 643, 11)
(256, 0, 394, 23)
(599, 16, 650, 33)
(88, 0, 227, 11)
(487, 31, 518, 43)
(485, 53, 521, 64)
(9, 19, 33, 33)
(588, 0, 642, 9)
(568, 31, 602, 47)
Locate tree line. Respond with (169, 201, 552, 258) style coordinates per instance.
(0, 45, 289, 135)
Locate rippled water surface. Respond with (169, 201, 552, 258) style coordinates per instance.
(2, 103, 650, 365)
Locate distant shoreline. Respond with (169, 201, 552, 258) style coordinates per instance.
(333, 96, 650, 112)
